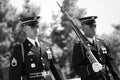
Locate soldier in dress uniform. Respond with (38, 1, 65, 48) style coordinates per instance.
(72, 16, 120, 80)
(9, 16, 64, 80)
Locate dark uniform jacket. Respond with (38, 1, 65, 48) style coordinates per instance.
(0, 69, 3, 80)
(72, 38, 120, 80)
(9, 39, 64, 80)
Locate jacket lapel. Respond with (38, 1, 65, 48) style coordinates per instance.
(23, 39, 33, 52)
(23, 39, 40, 54)
(31, 46, 40, 54)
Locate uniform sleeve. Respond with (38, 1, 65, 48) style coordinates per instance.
(9, 44, 23, 80)
(72, 42, 95, 77)
(50, 60, 64, 80)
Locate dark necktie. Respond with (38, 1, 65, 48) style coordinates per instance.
(35, 41, 38, 48)
(93, 39, 98, 49)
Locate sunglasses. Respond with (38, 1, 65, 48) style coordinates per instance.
(26, 22, 39, 28)
(84, 21, 96, 28)
(29, 24, 39, 28)
(89, 23, 96, 28)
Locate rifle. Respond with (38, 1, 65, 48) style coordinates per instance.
(57, 2, 98, 64)
(57, 2, 111, 80)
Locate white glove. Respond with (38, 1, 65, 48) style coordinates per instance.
(46, 48, 53, 59)
(92, 62, 102, 72)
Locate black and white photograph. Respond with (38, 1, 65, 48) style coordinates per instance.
(0, 0, 120, 80)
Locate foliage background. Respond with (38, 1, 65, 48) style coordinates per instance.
(0, 0, 120, 80)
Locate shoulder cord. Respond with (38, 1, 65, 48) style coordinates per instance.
(20, 43, 27, 80)
(21, 43, 24, 62)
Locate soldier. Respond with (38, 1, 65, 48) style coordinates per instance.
(9, 16, 64, 80)
(72, 16, 120, 80)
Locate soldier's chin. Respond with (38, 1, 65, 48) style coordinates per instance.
(92, 31, 96, 35)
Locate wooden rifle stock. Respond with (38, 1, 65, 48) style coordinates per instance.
(57, 2, 98, 64)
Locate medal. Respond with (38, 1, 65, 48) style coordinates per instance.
(101, 46, 107, 54)
(31, 63, 36, 68)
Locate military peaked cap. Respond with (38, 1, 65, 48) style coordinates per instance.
(78, 16, 97, 25)
(19, 16, 40, 28)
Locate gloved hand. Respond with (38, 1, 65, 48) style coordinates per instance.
(46, 48, 53, 59)
(92, 62, 102, 72)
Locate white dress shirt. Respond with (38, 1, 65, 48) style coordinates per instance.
(87, 37, 95, 44)
(27, 37, 40, 47)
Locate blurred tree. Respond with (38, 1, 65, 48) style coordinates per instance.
(0, 0, 18, 80)
(51, 0, 86, 62)
(0, 0, 17, 55)
(51, 0, 87, 79)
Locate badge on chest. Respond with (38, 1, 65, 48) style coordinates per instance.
(11, 58, 17, 67)
(101, 46, 107, 54)
(31, 63, 36, 68)
(27, 51, 38, 68)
